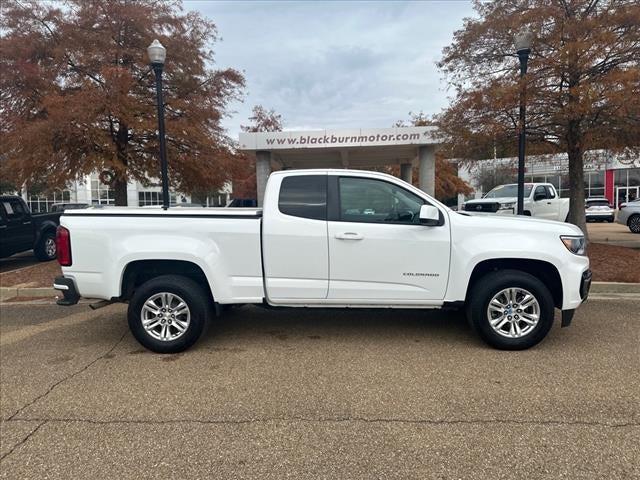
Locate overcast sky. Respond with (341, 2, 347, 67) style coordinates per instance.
(186, 1, 477, 138)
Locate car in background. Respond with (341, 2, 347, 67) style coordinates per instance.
(0, 195, 62, 261)
(50, 203, 89, 213)
(585, 197, 614, 222)
(616, 199, 640, 233)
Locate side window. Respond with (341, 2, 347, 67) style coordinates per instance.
(278, 175, 327, 220)
(338, 177, 425, 224)
(1, 200, 25, 221)
(545, 186, 556, 198)
(534, 186, 547, 200)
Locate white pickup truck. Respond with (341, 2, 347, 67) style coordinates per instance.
(54, 170, 591, 353)
(463, 183, 570, 221)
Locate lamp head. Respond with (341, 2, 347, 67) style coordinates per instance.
(147, 39, 166, 64)
(514, 29, 533, 53)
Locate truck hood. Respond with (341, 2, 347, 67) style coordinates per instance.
(456, 210, 584, 235)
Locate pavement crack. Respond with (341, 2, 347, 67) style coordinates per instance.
(0, 420, 47, 463)
(6, 416, 639, 429)
(6, 329, 128, 421)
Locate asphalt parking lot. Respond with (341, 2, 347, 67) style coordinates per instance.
(0, 299, 638, 479)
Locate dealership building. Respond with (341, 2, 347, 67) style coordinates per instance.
(238, 126, 439, 205)
(458, 150, 640, 209)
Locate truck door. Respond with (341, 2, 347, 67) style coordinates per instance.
(326, 175, 450, 302)
(532, 185, 556, 220)
(262, 173, 329, 300)
(0, 199, 33, 255)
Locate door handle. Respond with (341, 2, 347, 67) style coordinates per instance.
(22, 221, 31, 225)
(546, 202, 552, 205)
(335, 232, 364, 240)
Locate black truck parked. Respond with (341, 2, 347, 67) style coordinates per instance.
(0, 195, 62, 261)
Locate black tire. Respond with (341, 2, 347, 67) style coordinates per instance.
(628, 214, 640, 234)
(128, 275, 210, 353)
(467, 269, 555, 350)
(34, 231, 57, 261)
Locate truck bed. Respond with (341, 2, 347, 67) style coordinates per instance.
(62, 207, 265, 303)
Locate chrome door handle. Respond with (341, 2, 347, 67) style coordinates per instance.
(335, 232, 364, 240)
(23, 221, 31, 224)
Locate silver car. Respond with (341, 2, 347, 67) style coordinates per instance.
(585, 197, 614, 222)
(616, 199, 640, 233)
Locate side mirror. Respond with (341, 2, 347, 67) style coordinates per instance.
(534, 192, 546, 201)
(419, 205, 441, 226)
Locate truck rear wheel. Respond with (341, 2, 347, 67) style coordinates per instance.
(467, 270, 555, 350)
(34, 231, 57, 261)
(128, 275, 209, 353)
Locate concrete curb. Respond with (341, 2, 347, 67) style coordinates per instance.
(0, 287, 57, 301)
(1, 281, 639, 301)
(590, 282, 640, 294)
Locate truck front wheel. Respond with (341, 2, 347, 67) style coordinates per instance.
(467, 270, 555, 350)
(128, 275, 209, 353)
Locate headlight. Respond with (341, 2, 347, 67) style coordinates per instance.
(499, 202, 516, 210)
(560, 235, 586, 255)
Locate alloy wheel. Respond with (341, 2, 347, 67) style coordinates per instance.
(45, 238, 56, 258)
(141, 292, 191, 341)
(486, 287, 540, 338)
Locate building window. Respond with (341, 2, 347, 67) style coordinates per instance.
(28, 189, 72, 213)
(138, 191, 177, 206)
(614, 168, 640, 205)
(91, 180, 114, 205)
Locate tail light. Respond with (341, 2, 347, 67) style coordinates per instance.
(56, 226, 72, 266)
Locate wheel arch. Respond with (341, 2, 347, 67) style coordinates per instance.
(120, 259, 215, 306)
(466, 258, 563, 309)
(34, 221, 58, 247)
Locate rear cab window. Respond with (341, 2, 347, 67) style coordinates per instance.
(278, 175, 327, 220)
(1, 199, 26, 221)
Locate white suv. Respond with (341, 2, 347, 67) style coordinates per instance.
(585, 197, 615, 223)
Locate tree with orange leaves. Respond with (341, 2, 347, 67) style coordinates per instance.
(0, 0, 244, 205)
(232, 105, 285, 199)
(437, 0, 640, 233)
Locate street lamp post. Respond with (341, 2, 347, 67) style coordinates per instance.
(515, 29, 532, 216)
(147, 39, 170, 210)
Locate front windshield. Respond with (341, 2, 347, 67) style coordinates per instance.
(484, 184, 533, 199)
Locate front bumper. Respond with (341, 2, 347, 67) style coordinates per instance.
(53, 276, 80, 306)
(561, 269, 591, 327)
(586, 212, 614, 221)
(580, 269, 592, 301)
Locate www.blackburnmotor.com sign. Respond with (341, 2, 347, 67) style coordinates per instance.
(239, 127, 437, 151)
